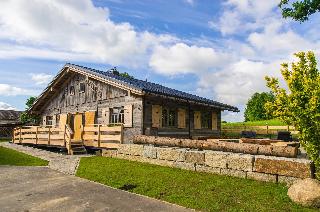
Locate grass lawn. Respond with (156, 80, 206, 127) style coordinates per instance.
(0, 146, 48, 166)
(222, 119, 286, 127)
(77, 157, 316, 212)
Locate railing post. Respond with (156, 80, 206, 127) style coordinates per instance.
(120, 124, 124, 144)
(19, 127, 22, 144)
(287, 125, 290, 132)
(48, 127, 51, 146)
(64, 125, 66, 147)
(36, 127, 38, 145)
(98, 124, 101, 148)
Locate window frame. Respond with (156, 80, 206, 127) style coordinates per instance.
(69, 85, 75, 96)
(161, 107, 176, 128)
(79, 82, 86, 93)
(109, 106, 125, 124)
(201, 111, 211, 129)
(46, 116, 53, 126)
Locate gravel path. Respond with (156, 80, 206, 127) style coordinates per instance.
(0, 142, 92, 175)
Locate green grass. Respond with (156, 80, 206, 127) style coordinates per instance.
(222, 119, 286, 127)
(77, 157, 316, 212)
(0, 146, 48, 166)
(0, 138, 11, 142)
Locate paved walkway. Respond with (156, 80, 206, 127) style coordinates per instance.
(0, 166, 191, 212)
(0, 142, 90, 175)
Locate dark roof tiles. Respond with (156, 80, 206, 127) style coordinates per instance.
(65, 63, 239, 112)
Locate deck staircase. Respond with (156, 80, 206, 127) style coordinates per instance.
(70, 140, 87, 155)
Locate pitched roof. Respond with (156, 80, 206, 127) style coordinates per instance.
(0, 110, 22, 124)
(65, 63, 239, 112)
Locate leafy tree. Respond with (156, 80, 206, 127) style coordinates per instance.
(279, 0, 320, 22)
(20, 97, 40, 124)
(111, 68, 134, 79)
(265, 51, 320, 179)
(244, 92, 275, 121)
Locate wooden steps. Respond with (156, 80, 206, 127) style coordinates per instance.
(70, 140, 87, 155)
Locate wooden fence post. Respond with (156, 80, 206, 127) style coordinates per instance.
(19, 127, 22, 144)
(63, 125, 66, 147)
(48, 127, 51, 146)
(98, 124, 101, 148)
(287, 125, 290, 132)
(36, 127, 38, 145)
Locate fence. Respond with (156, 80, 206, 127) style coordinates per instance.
(82, 124, 123, 148)
(222, 125, 299, 135)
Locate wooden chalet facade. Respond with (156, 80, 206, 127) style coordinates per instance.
(29, 63, 239, 144)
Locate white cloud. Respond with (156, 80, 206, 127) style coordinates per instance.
(197, 59, 283, 106)
(0, 102, 16, 110)
(149, 43, 231, 75)
(0, 84, 37, 96)
(210, 0, 279, 36)
(30, 73, 53, 85)
(0, 0, 175, 67)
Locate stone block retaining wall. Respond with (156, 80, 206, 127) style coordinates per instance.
(102, 144, 314, 185)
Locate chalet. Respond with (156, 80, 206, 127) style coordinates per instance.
(29, 63, 238, 144)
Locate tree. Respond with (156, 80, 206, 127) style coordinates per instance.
(20, 97, 40, 124)
(111, 67, 134, 79)
(244, 92, 275, 121)
(279, 0, 320, 22)
(265, 51, 320, 179)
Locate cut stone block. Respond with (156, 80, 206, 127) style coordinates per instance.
(143, 145, 157, 159)
(278, 175, 300, 186)
(101, 149, 117, 158)
(196, 165, 221, 174)
(221, 168, 247, 178)
(254, 155, 312, 178)
(227, 153, 254, 171)
(247, 172, 277, 182)
(128, 144, 144, 156)
(185, 151, 205, 164)
(117, 144, 131, 155)
(157, 147, 185, 161)
(204, 151, 228, 168)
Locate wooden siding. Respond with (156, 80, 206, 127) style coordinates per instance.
(39, 73, 143, 143)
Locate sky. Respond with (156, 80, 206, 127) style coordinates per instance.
(0, 0, 319, 122)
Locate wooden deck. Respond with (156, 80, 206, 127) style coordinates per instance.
(13, 124, 123, 154)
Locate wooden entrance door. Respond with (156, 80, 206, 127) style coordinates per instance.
(73, 113, 83, 140)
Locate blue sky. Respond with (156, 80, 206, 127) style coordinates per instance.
(0, 0, 319, 121)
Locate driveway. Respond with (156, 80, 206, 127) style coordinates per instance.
(0, 166, 191, 212)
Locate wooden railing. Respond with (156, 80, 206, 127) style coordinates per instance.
(222, 125, 299, 135)
(13, 125, 74, 153)
(82, 124, 123, 148)
(12, 124, 123, 152)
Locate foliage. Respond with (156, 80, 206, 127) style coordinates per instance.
(265, 51, 320, 179)
(244, 92, 275, 121)
(0, 146, 48, 166)
(20, 96, 40, 124)
(77, 157, 316, 211)
(279, 0, 320, 22)
(222, 119, 286, 127)
(111, 68, 134, 79)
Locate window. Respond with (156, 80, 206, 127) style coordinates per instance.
(46, 116, 53, 126)
(70, 86, 75, 95)
(110, 107, 124, 124)
(162, 108, 176, 127)
(79, 82, 85, 93)
(201, 111, 211, 129)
